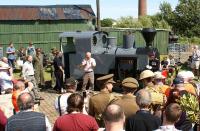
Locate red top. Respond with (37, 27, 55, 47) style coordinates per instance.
(53, 113, 99, 131)
(162, 70, 168, 78)
(0, 109, 7, 131)
(12, 90, 20, 112)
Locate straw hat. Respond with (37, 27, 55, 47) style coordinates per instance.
(139, 70, 155, 80)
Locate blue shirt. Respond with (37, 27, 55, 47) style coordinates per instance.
(6, 47, 16, 60)
(27, 46, 35, 56)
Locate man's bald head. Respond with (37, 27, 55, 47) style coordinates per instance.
(14, 81, 25, 91)
(136, 89, 152, 108)
(85, 52, 91, 60)
(103, 104, 125, 123)
(17, 92, 34, 111)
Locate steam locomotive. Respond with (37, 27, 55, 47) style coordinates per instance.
(59, 28, 159, 81)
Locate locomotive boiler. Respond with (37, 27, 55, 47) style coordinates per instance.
(59, 28, 159, 81)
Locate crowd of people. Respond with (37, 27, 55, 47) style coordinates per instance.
(0, 43, 200, 131)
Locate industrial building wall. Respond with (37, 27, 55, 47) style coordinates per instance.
(0, 20, 93, 55)
(102, 28, 169, 55)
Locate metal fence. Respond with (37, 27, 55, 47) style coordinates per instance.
(168, 43, 192, 63)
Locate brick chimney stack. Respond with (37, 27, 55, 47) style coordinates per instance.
(138, 0, 147, 17)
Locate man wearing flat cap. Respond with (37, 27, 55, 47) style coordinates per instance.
(88, 74, 116, 127)
(54, 77, 78, 116)
(111, 77, 139, 118)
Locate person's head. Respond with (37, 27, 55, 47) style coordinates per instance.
(177, 71, 188, 83)
(163, 56, 168, 61)
(36, 48, 41, 54)
(67, 93, 84, 114)
(169, 54, 174, 59)
(17, 92, 34, 111)
(173, 77, 184, 90)
(26, 55, 33, 62)
(9, 42, 13, 47)
(136, 89, 151, 109)
(1, 57, 8, 63)
(103, 104, 125, 126)
(20, 47, 25, 51)
(122, 77, 139, 93)
(29, 41, 33, 46)
(14, 81, 25, 91)
(164, 103, 182, 124)
(51, 48, 57, 54)
(154, 71, 165, 85)
(97, 74, 116, 93)
(59, 52, 63, 57)
(193, 45, 198, 50)
(149, 53, 155, 60)
(64, 77, 78, 91)
(85, 52, 91, 60)
(140, 70, 155, 86)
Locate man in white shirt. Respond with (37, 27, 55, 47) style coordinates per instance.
(81, 52, 96, 91)
(155, 103, 182, 131)
(54, 77, 89, 116)
(22, 55, 43, 100)
(0, 57, 13, 94)
(54, 77, 78, 116)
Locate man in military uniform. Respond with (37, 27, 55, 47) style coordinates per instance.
(48, 48, 56, 88)
(140, 70, 164, 106)
(111, 77, 139, 118)
(88, 74, 116, 126)
(33, 48, 45, 88)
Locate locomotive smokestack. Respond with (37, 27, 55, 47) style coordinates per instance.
(96, 0, 101, 31)
(138, 0, 147, 17)
(141, 28, 156, 47)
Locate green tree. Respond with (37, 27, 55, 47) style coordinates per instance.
(115, 16, 142, 28)
(159, 2, 174, 25)
(173, 0, 200, 37)
(115, 16, 170, 29)
(138, 16, 153, 28)
(101, 18, 114, 27)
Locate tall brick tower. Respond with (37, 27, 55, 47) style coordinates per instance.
(138, 0, 147, 17)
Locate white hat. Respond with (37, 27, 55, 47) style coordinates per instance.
(186, 71, 195, 79)
(154, 71, 166, 79)
(177, 71, 188, 79)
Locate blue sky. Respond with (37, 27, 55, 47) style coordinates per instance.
(0, 0, 179, 19)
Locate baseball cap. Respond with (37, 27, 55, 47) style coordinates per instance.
(173, 77, 184, 85)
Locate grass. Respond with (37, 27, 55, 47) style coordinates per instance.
(13, 67, 52, 81)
